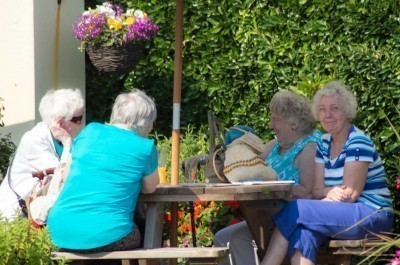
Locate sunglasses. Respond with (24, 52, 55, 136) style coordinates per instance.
(69, 115, 83, 124)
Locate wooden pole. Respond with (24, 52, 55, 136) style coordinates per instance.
(170, 1, 183, 265)
(171, 0, 183, 186)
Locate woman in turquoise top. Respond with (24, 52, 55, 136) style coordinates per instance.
(47, 89, 159, 252)
(214, 91, 321, 265)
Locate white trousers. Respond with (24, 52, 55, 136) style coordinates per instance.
(213, 221, 257, 265)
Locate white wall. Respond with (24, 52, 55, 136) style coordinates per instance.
(0, 0, 85, 145)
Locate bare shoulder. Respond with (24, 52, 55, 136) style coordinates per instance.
(302, 142, 317, 154)
(259, 139, 277, 160)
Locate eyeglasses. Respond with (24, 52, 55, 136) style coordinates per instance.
(69, 115, 83, 124)
(318, 106, 342, 116)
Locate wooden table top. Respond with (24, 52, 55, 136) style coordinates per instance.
(139, 181, 292, 202)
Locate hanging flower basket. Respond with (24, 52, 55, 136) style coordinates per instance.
(86, 42, 145, 75)
(73, 2, 158, 75)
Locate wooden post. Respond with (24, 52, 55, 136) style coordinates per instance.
(171, 0, 183, 186)
(170, 1, 184, 265)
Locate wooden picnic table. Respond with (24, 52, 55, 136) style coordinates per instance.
(138, 181, 292, 259)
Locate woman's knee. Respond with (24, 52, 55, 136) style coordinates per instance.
(214, 221, 250, 246)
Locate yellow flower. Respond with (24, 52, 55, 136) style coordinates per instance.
(107, 18, 123, 31)
(125, 16, 135, 25)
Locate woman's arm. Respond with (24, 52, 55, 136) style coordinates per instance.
(312, 162, 330, 199)
(293, 142, 317, 199)
(259, 139, 276, 160)
(313, 162, 368, 202)
(141, 168, 159, 194)
(338, 161, 368, 202)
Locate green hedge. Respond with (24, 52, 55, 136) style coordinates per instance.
(86, 0, 400, 231)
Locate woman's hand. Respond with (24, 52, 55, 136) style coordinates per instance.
(50, 120, 72, 147)
(325, 186, 353, 202)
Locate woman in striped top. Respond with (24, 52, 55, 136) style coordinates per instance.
(260, 81, 393, 265)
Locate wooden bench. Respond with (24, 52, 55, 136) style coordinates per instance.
(272, 239, 387, 265)
(52, 247, 230, 265)
(316, 239, 387, 265)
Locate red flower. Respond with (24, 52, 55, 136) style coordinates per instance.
(230, 218, 244, 225)
(396, 177, 400, 190)
(180, 222, 192, 232)
(178, 211, 185, 218)
(226, 201, 240, 209)
(164, 213, 171, 223)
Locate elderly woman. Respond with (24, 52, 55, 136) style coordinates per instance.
(214, 91, 321, 265)
(47, 89, 159, 252)
(0, 88, 84, 220)
(260, 81, 393, 265)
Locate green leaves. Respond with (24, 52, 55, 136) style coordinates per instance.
(0, 218, 65, 265)
(85, 0, 400, 235)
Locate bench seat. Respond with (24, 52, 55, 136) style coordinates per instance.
(313, 239, 388, 265)
(53, 247, 230, 265)
(328, 238, 387, 256)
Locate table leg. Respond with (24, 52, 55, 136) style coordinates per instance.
(169, 202, 179, 265)
(143, 202, 165, 249)
(141, 202, 165, 265)
(238, 200, 281, 260)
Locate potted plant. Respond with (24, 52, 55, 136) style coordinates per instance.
(72, 2, 159, 75)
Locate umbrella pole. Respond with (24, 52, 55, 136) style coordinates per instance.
(170, 1, 183, 265)
(171, 0, 183, 186)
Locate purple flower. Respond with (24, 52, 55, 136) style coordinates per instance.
(72, 13, 106, 41)
(126, 19, 159, 42)
(72, 2, 159, 48)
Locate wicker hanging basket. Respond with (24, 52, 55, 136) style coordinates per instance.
(86, 42, 145, 75)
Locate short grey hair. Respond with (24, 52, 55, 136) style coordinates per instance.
(110, 89, 157, 135)
(39, 88, 84, 127)
(270, 91, 317, 134)
(311, 81, 358, 121)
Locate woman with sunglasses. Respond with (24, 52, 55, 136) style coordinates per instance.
(0, 88, 84, 220)
(260, 81, 392, 265)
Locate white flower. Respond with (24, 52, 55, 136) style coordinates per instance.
(96, 3, 116, 18)
(134, 10, 147, 19)
(126, 9, 135, 17)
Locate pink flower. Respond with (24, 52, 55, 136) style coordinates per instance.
(390, 257, 400, 265)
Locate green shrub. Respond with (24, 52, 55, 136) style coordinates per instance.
(0, 218, 66, 265)
(0, 99, 16, 180)
(86, 0, 400, 236)
(0, 133, 16, 178)
(155, 127, 239, 247)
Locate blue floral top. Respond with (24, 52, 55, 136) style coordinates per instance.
(266, 130, 322, 185)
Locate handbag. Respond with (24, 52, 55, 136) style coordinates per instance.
(215, 127, 278, 183)
(205, 111, 229, 183)
(28, 164, 66, 227)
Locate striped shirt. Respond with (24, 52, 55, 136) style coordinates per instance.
(315, 125, 392, 210)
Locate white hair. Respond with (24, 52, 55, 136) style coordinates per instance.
(311, 81, 358, 121)
(110, 89, 157, 135)
(270, 91, 317, 134)
(39, 88, 84, 126)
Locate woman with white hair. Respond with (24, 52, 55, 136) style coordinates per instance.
(0, 88, 84, 220)
(47, 89, 159, 252)
(260, 81, 393, 265)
